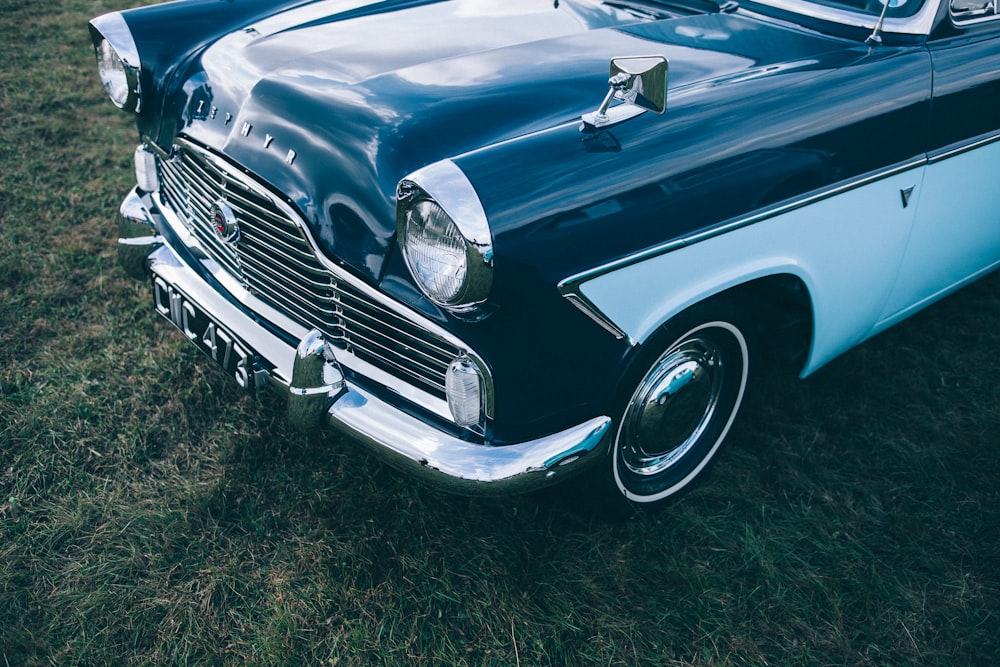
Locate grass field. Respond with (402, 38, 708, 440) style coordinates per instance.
(1, 1, 998, 664)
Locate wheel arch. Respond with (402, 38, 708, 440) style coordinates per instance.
(577, 266, 818, 378)
(710, 274, 814, 371)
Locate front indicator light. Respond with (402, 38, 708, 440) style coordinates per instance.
(134, 145, 159, 192)
(446, 357, 484, 428)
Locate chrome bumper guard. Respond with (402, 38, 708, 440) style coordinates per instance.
(119, 190, 610, 495)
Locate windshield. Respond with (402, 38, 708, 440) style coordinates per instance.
(800, 0, 927, 17)
(645, 0, 932, 19)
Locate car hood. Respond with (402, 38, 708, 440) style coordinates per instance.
(158, 0, 849, 282)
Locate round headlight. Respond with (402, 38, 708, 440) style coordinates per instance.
(399, 196, 493, 311)
(397, 162, 493, 312)
(97, 40, 130, 108)
(401, 199, 469, 304)
(90, 13, 142, 112)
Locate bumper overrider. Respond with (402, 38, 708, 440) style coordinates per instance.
(118, 187, 611, 495)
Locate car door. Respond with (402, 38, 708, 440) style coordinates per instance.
(878, 3, 1000, 326)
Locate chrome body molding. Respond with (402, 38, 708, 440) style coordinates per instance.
(561, 132, 1000, 345)
(567, 162, 931, 376)
(559, 158, 927, 340)
(750, 0, 941, 35)
(558, 133, 1000, 320)
(559, 291, 635, 346)
(89, 12, 141, 68)
(927, 130, 1000, 164)
(560, 157, 927, 293)
(123, 188, 610, 494)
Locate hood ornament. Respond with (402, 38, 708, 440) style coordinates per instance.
(582, 56, 668, 132)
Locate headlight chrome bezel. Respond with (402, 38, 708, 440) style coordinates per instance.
(396, 161, 494, 313)
(89, 12, 142, 113)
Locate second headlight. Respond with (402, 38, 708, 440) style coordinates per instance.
(89, 12, 141, 113)
(397, 162, 493, 312)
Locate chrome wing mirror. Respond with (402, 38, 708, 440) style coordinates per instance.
(581, 56, 668, 131)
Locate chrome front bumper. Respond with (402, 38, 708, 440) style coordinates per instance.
(119, 189, 611, 495)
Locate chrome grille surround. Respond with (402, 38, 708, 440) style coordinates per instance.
(154, 138, 489, 423)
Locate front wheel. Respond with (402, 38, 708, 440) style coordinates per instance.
(590, 302, 753, 514)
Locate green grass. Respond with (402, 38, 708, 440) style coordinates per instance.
(1, 1, 998, 664)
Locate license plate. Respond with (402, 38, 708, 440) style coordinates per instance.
(152, 274, 256, 391)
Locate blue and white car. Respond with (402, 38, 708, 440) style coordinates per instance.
(90, 0, 1000, 512)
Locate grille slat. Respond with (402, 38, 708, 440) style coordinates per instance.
(159, 161, 243, 275)
(234, 211, 317, 260)
(339, 303, 455, 367)
(156, 141, 460, 400)
(338, 310, 452, 371)
(241, 268, 340, 320)
(238, 234, 335, 282)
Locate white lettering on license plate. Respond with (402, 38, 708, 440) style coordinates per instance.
(152, 275, 254, 390)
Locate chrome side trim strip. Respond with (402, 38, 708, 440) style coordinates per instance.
(560, 292, 636, 346)
(928, 131, 1000, 164)
(559, 156, 928, 304)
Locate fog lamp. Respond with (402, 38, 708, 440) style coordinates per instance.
(445, 357, 484, 428)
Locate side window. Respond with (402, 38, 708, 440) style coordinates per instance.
(951, 0, 997, 22)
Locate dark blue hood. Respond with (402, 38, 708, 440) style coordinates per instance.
(143, 0, 851, 282)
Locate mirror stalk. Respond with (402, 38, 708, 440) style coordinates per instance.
(582, 56, 668, 131)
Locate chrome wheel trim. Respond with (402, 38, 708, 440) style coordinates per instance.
(619, 340, 723, 476)
(613, 320, 749, 503)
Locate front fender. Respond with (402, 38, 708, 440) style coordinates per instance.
(569, 163, 927, 377)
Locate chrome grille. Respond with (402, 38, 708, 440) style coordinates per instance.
(157, 140, 458, 397)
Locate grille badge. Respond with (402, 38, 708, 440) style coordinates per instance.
(212, 200, 240, 245)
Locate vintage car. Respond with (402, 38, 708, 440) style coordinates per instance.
(90, 0, 999, 513)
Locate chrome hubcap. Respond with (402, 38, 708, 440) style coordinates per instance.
(620, 338, 724, 477)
